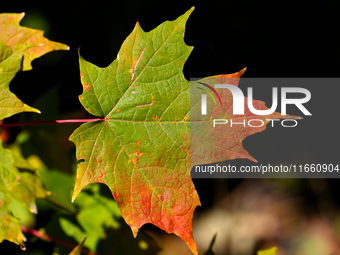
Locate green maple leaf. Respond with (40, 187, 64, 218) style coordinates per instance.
(70, 7, 296, 254)
(0, 13, 69, 119)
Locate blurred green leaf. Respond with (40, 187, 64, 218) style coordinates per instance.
(44, 183, 160, 254)
(0, 141, 50, 213)
(34, 158, 76, 214)
(60, 184, 121, 251)
(0, 137, 49, 249)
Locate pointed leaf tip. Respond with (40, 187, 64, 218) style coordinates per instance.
(68, 236, 87, 255)
(187, 6, 195, 15)
(71, 192, 78, 203)
(131, 226, 139, 238)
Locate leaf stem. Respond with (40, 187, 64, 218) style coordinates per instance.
(20, 225, 99, 255)
(0, 118, 103, 128)
(45, 198, 77, 215)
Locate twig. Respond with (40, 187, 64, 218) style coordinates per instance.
(0, 118, 103, 128)
(20, 226, 99, 255)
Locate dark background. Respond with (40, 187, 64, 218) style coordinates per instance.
(2, 1, 340, 255)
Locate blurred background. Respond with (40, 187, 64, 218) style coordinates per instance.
(1, 0, 340, 254)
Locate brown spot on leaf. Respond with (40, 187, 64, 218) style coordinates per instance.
(133, 85, 137, 89)
(152, 114, 157, 120)
(175, 27, 179, 30)
(160, 195, 165, 201)
(84, 83, 90, 91)
(175, 62, 179, 65)
(116, 109, 121, 112)
(136, 140, 141, 146)
(79, 95, 84, 100)
(80, 73, 84, 78)
(134, 151, 143, 157)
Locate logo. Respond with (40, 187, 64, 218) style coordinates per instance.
(196, 82, 312, 128)
(196, 82, 222, 115)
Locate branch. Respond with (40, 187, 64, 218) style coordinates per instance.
(20, 226, 99, 255)
(0, 118, 103, 128)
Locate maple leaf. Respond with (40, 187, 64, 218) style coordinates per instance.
(0, 13, 69, 71)
(0, 13, 69, 119)
(70, 7, 296, 254)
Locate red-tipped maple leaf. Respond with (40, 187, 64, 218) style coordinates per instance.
(70, 7, 296, 254)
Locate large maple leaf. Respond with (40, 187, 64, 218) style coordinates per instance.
(70, 7, 295, 254)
